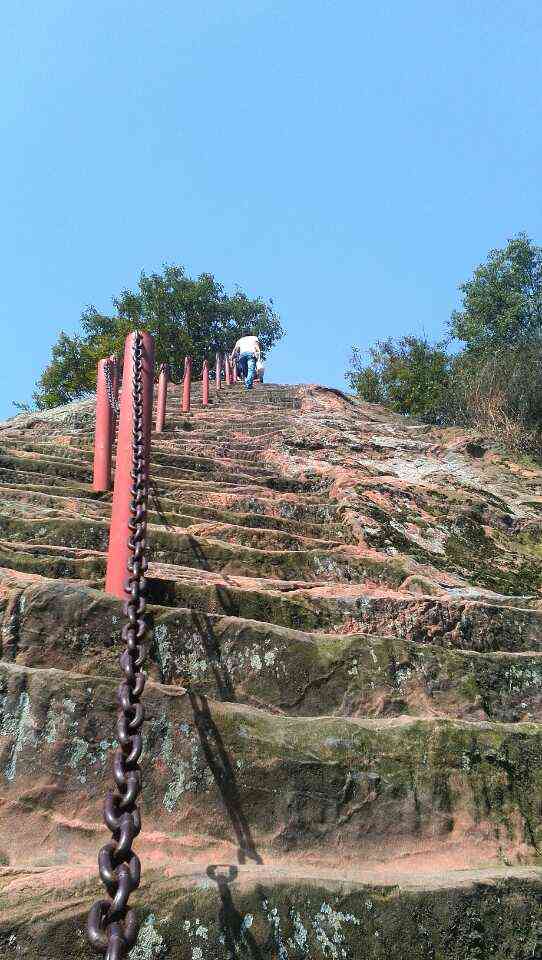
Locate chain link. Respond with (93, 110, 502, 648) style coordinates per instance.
(88, 333, 150, 958)
(104, 358, 121, 417)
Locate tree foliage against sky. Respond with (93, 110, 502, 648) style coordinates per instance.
(33, 265, 283, 409)
(347, 337, 452, 424)
(450, 233, 542, 351)
(347, 234, 542, 452)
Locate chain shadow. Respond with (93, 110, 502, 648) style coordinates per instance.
(206, 865, 264, 959)
(149, 478, 172, 529)
(181, 535, 241, 703)
(186, 533, 212, 571)
(152, 516, 263, 865)
(184, 536, 243, 620)
(189, 609, 237, 703)
(188, 689, 262, 866)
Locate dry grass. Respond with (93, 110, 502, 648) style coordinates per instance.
(448, 347, 542, 458)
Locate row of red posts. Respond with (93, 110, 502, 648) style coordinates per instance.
(156, 351, 235, 420)
(89, 334, 240, 952)
(92, 339, 239, 597)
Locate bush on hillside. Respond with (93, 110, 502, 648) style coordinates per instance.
(450, 345, 542, 454)
(347, 235, 542, 456)
(346, 337, 452, 425)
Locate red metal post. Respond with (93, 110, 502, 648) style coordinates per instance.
(106, 331, 155, 598)
(202, 359, 209, 406)
(215, 352, 222, 391)
(225, 353, 232, 386)
(182, 355, 192, 413)
(156, 363, 169, 433)
(93, 358, 114, 492)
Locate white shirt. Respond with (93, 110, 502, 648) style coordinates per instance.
(233, 336, 260, 357)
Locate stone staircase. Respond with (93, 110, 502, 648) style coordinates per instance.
(1, 380, 542, 958)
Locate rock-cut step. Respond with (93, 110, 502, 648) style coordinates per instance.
(5, 578, 542, 723)
(2, 862, 541, 960)
(0, 480, 343, 542)
(150, 483, 344, 526)
(0, 541, 104, 583)
(1, 659, 542, 873)
(0, 512, 422, 586)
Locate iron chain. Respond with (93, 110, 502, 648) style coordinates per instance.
(104, 357, 121, 416)
(88, 333, 150, 958)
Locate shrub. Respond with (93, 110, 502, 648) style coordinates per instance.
(346, 337, 452, 424)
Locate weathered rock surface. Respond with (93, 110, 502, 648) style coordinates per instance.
(1, 382, 542, 957)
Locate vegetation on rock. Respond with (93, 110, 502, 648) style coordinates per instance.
(347, 234, 542, 452)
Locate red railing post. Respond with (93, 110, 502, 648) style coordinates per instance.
(155, 362, 169, 433)
(224, 352, 232, 386)
(106, 331, 155, 598)
(215, 352, 222, 391)
(182, 355, 192, 413)
(202, 358, 209, 406)
(93, 357, 114, 492)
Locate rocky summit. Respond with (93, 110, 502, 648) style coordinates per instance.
(1, 380, 542, 959)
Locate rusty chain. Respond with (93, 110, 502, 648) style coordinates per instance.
(104, 357, 121, 417)
(88, 332, 150, 959)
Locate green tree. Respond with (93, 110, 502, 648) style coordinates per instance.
(33, 265, 283, 408)
(34, 333, 102, 408)
(450, 233, 542, 351)
(345, 347, 385, 404)
(345, 234, 542, 454)
(346, 336, 452, 423)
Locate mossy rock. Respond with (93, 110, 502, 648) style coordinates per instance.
(2, 866, 542, 959)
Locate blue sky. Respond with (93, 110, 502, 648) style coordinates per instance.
(1, 0, 541, 417)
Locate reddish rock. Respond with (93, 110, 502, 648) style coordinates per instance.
(1, 382, 542, 956)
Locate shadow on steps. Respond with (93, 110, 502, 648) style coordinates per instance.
(206, 864, 265, 959)
(188, 689, 262, 867)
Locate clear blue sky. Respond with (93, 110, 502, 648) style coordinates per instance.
(1, 0, 541, 417)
